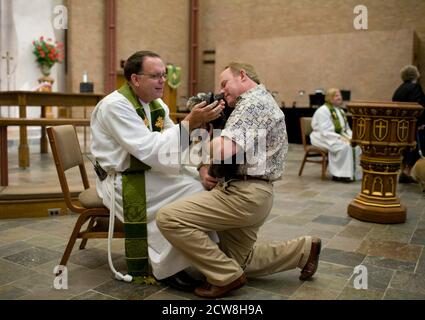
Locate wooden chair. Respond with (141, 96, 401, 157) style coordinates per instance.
(298, 117, 329, 180)
(47, 125, 124, 269)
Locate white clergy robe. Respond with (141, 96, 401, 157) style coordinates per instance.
(310, 104, 361, 179)
(90, 91, 204, 280)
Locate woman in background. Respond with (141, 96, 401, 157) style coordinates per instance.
(392, 65, 425, 183)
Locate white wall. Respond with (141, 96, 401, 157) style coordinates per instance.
(0, 0, 65, 139)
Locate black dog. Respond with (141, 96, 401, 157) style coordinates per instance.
(186, 92, 239, 179)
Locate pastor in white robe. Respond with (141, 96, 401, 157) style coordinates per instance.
(310, 104, 361, 180)
(90, 90, 205, 280)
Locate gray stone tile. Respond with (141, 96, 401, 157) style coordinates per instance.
(365, 228, 412, 244)
(289, 284, 341, 300)
(69, 247, 120, 269)
(337, 225, 371, 239)
(17, 289, 75, 300)
(298, 191, 319, 198)
(23, 234, 67, 249)
(273, 215, 311, 226)
(363, 255, 416, 273)
(325, 236, 362, 252)
(300, 273, 349, 292)
(32, 260, 90, 276)
(0, 241, 32, 257)
(337, 286, 384, 300)
(316, 261, 354, 278)
(23, 220, 65, 232)
(389, 271, 425, 295)
(246, 269, 303, 297)
(346, 264, 394, 292)
(305, 200, 334, 208)
(313, 215, 352, 226)
(93, 279, 163, 300)
(320, 248, 366, 267)
(145, 290, 189, 300)
(70, 290, 118, 300)
(411, 229, 425, 245)
(221, 285, 287, 300)
(0, 285, 30, 300)
(162, 287, 205, 301)
(0, 227, 41, 242)
(308, 229, 338, 240)
(11, 272, 55, 293)
(416, 249, 425, 274)
(383, 288, 425, 300)
(3, 246, 62, 268)
(64, 268, 114, 295)
(0, 259, 33, 286)
(357, 239, 422, 263)
(417, 220, 425, 229)
(387, 218, 419, 233)
(305, 222, 346, 233)
(0, 220, 36, 232)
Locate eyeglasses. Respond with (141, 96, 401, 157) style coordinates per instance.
(136, 72, 168, 80)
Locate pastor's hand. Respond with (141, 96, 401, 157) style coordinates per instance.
(199, 165, 218, 190)
(184, 100, 225, 131)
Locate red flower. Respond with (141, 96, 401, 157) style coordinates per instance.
(33, 36, 65, 67)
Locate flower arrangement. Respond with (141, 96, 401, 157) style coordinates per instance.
(32, 36, 64, 75)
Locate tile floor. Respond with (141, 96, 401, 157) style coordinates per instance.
(0, 137, 424, 300)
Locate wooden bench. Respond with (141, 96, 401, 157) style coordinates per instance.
(0, 118, 90, 186)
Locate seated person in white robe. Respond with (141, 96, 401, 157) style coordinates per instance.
(310, 88, 361, 181)
(90, 51, 224, 290)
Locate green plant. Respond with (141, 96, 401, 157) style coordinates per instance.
(32, 36, 64, 68)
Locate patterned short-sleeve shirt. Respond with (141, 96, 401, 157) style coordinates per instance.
(221, 84, 288, 181)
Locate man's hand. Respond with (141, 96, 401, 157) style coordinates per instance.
(199, 165, 218, 190)
(184, 100, 225, 131)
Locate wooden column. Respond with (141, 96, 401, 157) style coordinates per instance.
(347, 101, 423, 223)
(189, 0, 199, 96)
(105, 0, 117, 94)
(0, 126, 8, 186)
(37, 76, 54, 154)
(18, 95, 29, 168)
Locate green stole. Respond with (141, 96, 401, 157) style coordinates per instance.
(117, 83, 166, 283)
(325, 102, 348, 135)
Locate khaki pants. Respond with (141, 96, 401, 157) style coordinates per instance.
(157, 180, 312, 286)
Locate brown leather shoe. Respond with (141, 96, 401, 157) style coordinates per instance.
(194, 273, 247, 299)
(299, 238, 322, 280)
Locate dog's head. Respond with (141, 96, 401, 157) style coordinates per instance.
(186, 92, 232, 130)
(187, 92, 238, 179)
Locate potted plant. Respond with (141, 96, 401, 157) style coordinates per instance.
(32, 36, 64, 77)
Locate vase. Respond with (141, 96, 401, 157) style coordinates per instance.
(39, 64, 52, 76)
